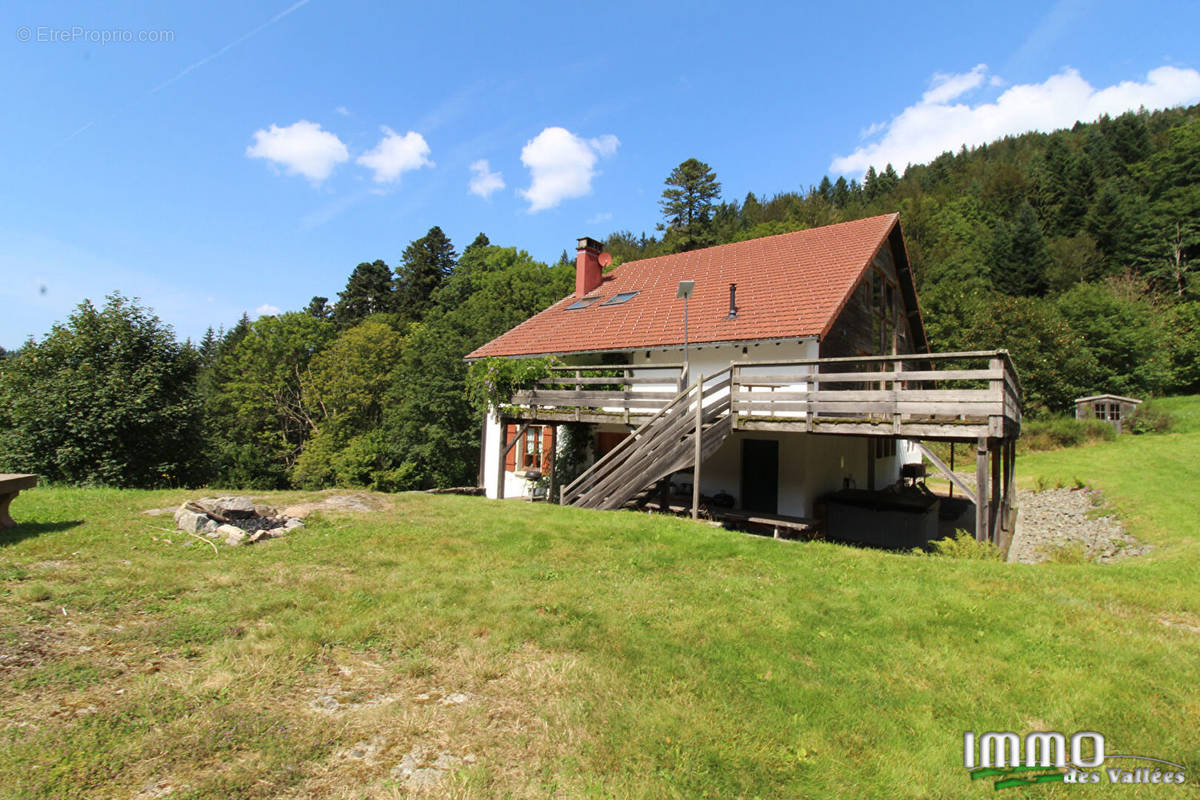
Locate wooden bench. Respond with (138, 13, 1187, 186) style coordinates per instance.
(0, 474, 39, 528)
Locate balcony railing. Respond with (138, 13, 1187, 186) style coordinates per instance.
(508, 351, 1021, 440)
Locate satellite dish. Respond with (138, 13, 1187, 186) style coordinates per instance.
(598, 252, 613, 268)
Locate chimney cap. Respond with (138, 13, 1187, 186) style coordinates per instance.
(576, 236, 604, 252)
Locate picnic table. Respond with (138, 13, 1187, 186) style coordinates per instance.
(0, 474, 39, 528)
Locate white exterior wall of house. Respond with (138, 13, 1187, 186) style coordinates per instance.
(482, 337, 921, 505)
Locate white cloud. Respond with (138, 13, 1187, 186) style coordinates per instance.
(246, 120, 348, 182)
(587, 211, 613, 224)
(831, 65, 1200, 178)
(921, 63, 988, 104)
(518, 127, 619, 212)
(335, 105, 350, 116)
(255, 303, 281, 317)
(468, 159, 505, 198)
(356, 127, 433, 183)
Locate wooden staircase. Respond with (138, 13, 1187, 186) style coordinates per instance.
(561, 369, 733, 510)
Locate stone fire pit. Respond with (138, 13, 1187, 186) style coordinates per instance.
(173, 496, 303, 546)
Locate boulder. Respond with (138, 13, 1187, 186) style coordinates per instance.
(173, 507, 208, 533)
(217, 524, 247, 546)
(215, 496, 256, 518)
(284, 518, 305, 531)
(254, 504, 278, 518)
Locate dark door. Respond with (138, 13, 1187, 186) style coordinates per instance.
(741, 439, 779, 514)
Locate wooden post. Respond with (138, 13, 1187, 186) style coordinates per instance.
(477, 420, 488, 488)
(692, 376, 703, 520)
(948, 442, 954, 499)
(806, 364, 817, 431)
(495, 417, 508, 500)
(547, 424, 558, 504)
(991, 444, 1001, 539)
(975, 437, 989, 542)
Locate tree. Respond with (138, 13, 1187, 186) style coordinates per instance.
(0, 293, 203, 486)
(995, 201, 1050, 296)
(660, 158, 721, 231)
(305, 296, 332, 320)
(959, 295, 1098, 416)
(333, 260, 394, 327)
(206, 312, 334, 488)
(395, 226, 457, 322)
(383, 246, 572, 488)
(291, 319, 408, 489)
(1056, 281, 1171, 397)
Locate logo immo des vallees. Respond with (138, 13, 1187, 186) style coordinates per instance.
(964, 730, 1187, 790)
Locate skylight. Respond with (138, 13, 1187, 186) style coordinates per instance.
(601, 291, 639, 306)
(566, 296, 602, 310)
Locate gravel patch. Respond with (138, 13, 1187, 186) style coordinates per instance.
(1008, 487, 1149, 564)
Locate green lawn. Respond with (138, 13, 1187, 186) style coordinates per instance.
(1, 401, 1199, 798)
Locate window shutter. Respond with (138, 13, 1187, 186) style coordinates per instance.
(542, 427, 554, 471)
(504, 424, 517, 471)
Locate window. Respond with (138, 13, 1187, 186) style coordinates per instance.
(874, 438, 896, 459)
(504, 425, 552, 473)
(601, 291, 639, 306)
(566, 296, 601, 310)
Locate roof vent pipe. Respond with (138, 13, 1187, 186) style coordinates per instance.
(728, 283, 738, 318)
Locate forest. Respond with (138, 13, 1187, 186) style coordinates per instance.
(1, 104, 1197, 490)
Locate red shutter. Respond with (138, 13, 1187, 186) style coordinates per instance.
(504, 424, 517, 471)
(542, 427, 554, 472)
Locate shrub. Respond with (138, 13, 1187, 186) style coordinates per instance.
(0, 294, 204, 487)
(920, 529, 1003, 560)
(1017, 416, 1116, 453)
(1127, 403, 1175, 434)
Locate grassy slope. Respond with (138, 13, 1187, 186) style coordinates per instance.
(0, 401, 1198, 798)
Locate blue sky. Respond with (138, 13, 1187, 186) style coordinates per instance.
(3, 0, 1199, 349)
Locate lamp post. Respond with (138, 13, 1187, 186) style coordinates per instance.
(677, 280, 694, 381)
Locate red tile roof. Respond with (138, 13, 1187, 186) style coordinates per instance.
(467, 213, 901, 359)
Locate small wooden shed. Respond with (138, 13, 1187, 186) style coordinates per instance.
(1074, 394, 1142, 434)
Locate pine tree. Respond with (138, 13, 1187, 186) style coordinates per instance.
(817, 176, 833, 202)
(395, 226, 457, 322)
(998, 202, 1051, 296)
(333, 260, 395, 327)
(305, 296, 331, 320)
(832, 177, 850, 207)
(660, 158, 721, 229)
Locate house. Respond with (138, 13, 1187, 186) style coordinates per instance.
(1075, 394, 1141, 434)
(467, 214, 1022, 546)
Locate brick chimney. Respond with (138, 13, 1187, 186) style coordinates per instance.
(575, 236, 604, 298)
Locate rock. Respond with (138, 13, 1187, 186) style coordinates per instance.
(440, 692, 469, 705)
(173, 508, 208, 533)
(254, 504, 277, 518)
(203, 520, 218, 533)
(215, 496, 256, 518)
(406, 768, 445, 789)
(284, 518, 304, 531)
(193, 497, 221, 514)
(218, 525, 247, 546)
(1008, 488, 1148, 565)
(248, 530, 272, 544)
(311, 695, 339, 712)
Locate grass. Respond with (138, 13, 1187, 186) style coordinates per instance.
(1, 400, 1199, 797)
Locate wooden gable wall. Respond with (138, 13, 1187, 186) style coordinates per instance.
(819, 229, 925, 359)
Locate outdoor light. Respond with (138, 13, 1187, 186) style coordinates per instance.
(677, 280, 695, 372)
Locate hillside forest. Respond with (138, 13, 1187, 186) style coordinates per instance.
(1, 105, 1198, 490)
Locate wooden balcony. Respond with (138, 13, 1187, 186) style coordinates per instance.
(508, 350, 1021, 442)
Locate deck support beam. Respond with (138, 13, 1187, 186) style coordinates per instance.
(913, 441, 976, 505)
(975, 437, 989, 542)
(692, 378, 703, 519)
(495, 420, 529, 501)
